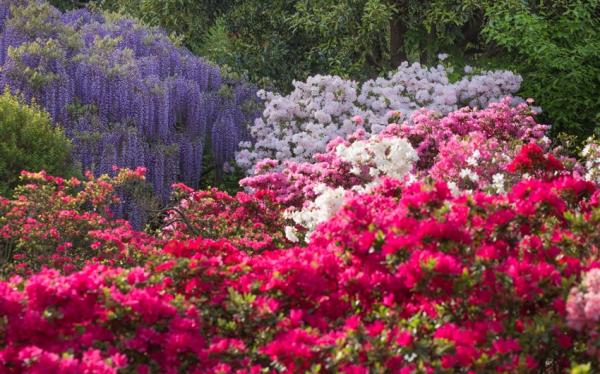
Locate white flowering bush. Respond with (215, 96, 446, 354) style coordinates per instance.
(582, 137, 600, 183)
(283, 132, 419, 242)
(335, 136, 418, 180)
(236, 61, 523, 172)
(284, 185, 347, 242)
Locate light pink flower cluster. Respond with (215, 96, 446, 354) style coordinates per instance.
(567, 268, 600, 361)
(236, 63, 523, 172)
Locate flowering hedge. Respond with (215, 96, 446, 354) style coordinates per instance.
(1, 96, 600, 371)
(1, 173, 599, 372)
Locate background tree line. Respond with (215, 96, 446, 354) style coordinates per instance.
(51, 0, 600, 140)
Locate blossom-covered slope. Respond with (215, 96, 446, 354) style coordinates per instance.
(1, 99, 600, 372)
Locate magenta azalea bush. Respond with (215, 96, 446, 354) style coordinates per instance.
(0, 100, 599, 372)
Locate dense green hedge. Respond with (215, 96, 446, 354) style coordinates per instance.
(0, 89, 73, 195)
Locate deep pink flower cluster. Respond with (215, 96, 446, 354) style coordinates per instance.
(0, 265, 215, 373)
(3, 173, 599, 371)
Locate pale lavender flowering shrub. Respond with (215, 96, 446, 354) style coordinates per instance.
(236, 62, 523, 172)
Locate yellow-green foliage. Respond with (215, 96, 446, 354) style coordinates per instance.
(0, 89, 72, 195)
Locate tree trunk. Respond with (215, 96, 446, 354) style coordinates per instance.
(459, 12, 484, 58)
(389, 0, 408, 68)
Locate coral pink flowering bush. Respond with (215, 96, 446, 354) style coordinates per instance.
(0, 168, 157, 276)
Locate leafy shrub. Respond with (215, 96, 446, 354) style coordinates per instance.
(0, 89, 72, 196)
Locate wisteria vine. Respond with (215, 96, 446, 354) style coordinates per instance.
(0, 1, 258, 222)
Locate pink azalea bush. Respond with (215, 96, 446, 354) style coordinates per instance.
(241, 98, 553, 208)
(0, 168, 156, 276)
(1, 175, 599, 371)
(240, 98, 580, 241)
(0, 265, 208, 373)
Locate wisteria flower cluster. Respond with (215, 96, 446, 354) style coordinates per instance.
(236, 62, 522, 172)
(0, 1, 258, 212)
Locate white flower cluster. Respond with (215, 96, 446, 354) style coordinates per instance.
(284, 185, 346, 242)
(335, 137, 418, 180)
(284, 135, 418, 243)
(492, 173, 506, 194)
(582, 137, 600, 183)
(236, 62, 522, 172)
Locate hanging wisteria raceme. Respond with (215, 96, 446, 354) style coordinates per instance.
(236, 62, 524, 173)
(0, 0, 259, 222)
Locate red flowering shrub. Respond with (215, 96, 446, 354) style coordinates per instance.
(160, 184, 292, 252)
(0, 168, 157, 276)
(507, 143, 566, 177)
(0, 171, 599, 371)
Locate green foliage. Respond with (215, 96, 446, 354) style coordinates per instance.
(49, 0, 91, 11)
(483, 0, 600, 139)
(212, 0, 313, 90)
(0, 89, 73, 196)
(289, 0, 393, 79)
(95, 0, 234, 53)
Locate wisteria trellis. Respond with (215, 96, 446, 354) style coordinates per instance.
(0, 1, 258, 223)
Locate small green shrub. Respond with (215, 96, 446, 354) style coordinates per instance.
(0, 89, 73, 195)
